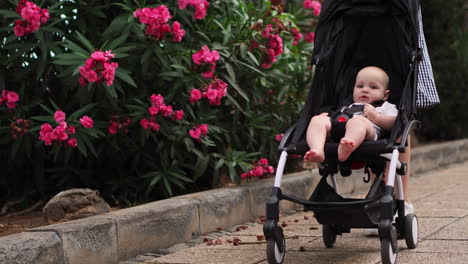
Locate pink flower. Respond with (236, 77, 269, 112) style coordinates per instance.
(189, 127, 201, 140)
(148, 121, 160, 131)
(190, 124, 208, 141)
(173, 110, 184, 120)
(6, 102, 17, 109)
(148, 105, 159, 116)
(305, 32, 315, 43)
(253, 166, 264, 176)
(192, 45, 220, 65)
(108, 121, 118, 135)
(159, 104, 173, 117)
(172, 21, 185, 42)
(262, 24, 273, 38)
(303, 0, 321, 16)
(178, 0, 189, 9)
(140, 118, 149, 129)
(178, 0, 209, 20)
(249, 40, 259, 51)
(79, 50, 118, 87)
(134, 6, 172, 25)
(194, 1, 209, 20)
(199, 124, 208, 135)
(38, 123, 54, 145)
(91, 51, 108, 62)
(40, 8, 49, 24)
(13, 20, 26, 37)
(67, 138, 78, 148)
(189, 89, 203, 103)
(67, 126, 76, 135)
(261, 49, 277, 69)
(267, 35, 283, 56)
(203, 88, 218, 100)
(54, 110, 66, 123)
(79, 77, 86, 87)
(80, 116, 94, 128)
(267, 166, 275, 174)
(275, 133, 284, 142)
(53, 123, 69, 141)
(102, 62, 118, 86)
(150, 94, 165, 106)
(79, 67, 98, 83)
(13, 1, 49, 37)
(259, 158, 268, 166)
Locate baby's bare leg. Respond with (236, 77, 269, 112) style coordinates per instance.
(305, 115, 331, 162)
(338, 116, 375, 162)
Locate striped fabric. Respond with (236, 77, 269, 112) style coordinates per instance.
(417, 9, 440, 108)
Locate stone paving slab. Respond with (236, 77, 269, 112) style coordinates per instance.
(396, 252, 468, 264)
(427, 216, 468, 240)
(141, 161, 468, 264)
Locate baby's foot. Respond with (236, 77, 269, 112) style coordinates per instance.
(304, 149, 325, 163)
(338, 138, 355, 161)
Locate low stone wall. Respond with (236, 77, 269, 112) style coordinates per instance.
(1, 139, 468, 264)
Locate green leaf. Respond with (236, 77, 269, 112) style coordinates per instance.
(74, 31, 95, 53)
(163, 176, 173, 196)
(69, 103, 97, 120)
(63, 39, 89, 56)
(39, 104, 54, 115)
(54, 53, 88, 60)
(30, 116, 54, 122)
(75, 133, 88, 157)
(225, 63, 236, 81)
(0, 10, 20, 18)
(222, 74, 249, 102)
(240, 43, 247, 58)
(237, 60, 265, 76)
(104, 84, 118, 99)
(79, 132, 98, 158)
(106, 33, 129, 50)
(116, 68, 137, 87)
(159, 71, 183, 78)
(247, 51, 260, 66)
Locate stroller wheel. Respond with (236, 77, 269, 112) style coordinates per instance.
(322, 225, 337, 248)
(381, 238, 398, 264)
(266, 236, 286, 264)
(404, 214, 419, 249)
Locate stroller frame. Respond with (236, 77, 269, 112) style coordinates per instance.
(263, 1, 423, 263)
(263, 120, 419, 264)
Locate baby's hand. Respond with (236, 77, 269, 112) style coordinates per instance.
(364, 104, 378, 121)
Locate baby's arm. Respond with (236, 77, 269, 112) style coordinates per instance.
(363, 104, 397, 130)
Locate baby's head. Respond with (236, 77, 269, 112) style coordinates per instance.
(353, 66, 390, 104)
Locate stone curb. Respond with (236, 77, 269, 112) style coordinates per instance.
(1, 139, 468, 264)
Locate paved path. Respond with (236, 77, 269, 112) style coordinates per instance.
(142, 162, 468, 264)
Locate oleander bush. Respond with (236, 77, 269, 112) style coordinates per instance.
(0, 0, 320, 205)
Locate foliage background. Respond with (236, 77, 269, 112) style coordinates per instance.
(1, 0, 466, 209)
(416, 0, 468, 141)
(0, 0, 317, 207)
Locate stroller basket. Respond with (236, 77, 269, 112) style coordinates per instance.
(304, 177, 387, 228)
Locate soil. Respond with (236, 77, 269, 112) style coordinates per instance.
(0, 210, 47, 238)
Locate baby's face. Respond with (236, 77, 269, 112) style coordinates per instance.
(353, 67, 389, 104)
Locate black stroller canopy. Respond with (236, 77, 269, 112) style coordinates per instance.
(292, 0, 421, 144)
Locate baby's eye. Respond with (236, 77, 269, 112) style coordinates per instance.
(356, 85, 363, 88)
(370, 85, 378, 89)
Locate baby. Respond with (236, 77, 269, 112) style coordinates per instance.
(304, 66, 398, 162)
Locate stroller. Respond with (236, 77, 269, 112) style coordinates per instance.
(263, 0, 422, 263)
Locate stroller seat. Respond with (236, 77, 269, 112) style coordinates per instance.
(291, 138, 391, 161)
